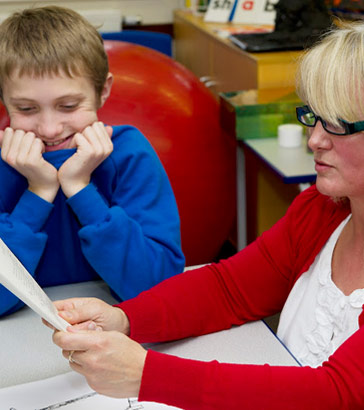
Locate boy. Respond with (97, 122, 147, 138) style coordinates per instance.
(0, 6, 185, 316)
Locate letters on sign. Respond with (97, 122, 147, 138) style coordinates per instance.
(232, 0, 278, 25)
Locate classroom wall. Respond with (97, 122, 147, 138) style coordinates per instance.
(0, 0, 185, 31)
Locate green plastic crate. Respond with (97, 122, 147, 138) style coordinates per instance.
(220, 90, 302, 141)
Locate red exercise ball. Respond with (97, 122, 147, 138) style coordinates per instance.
(100, 41, 236, 265)
(0, 103, 9, 130)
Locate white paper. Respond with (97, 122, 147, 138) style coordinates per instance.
(204, 0, 236, 23)
(0, 371, 182, 410)
(0, 237, 70, 331)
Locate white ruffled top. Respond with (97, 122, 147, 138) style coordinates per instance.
(277, 214, 364, 368)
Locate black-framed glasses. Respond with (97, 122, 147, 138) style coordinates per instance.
(296, 105, 364, 136)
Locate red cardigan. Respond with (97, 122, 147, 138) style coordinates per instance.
(120, 186, 364, 409)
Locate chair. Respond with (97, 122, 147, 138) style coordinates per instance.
(101, 30, 172, 57)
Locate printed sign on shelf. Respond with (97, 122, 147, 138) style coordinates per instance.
(232, 0, 279, 25)
(204, 0, 237, 23)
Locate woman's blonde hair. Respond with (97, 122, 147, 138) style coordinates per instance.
(296, 20, 364, 125)
(0, 6, 109, 100)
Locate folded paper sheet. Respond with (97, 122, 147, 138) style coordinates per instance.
(0, 237, 70, 331)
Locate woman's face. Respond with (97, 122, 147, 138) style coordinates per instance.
(308, 120, 364, 200)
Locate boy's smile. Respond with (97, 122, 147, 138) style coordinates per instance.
(2, 70, 101, 152)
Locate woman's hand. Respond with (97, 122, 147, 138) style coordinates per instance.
(53, 329, 147, 398)
(44, 297, 130, 334)
(58, 122, 113, 197)
(0, 127, 59, 202)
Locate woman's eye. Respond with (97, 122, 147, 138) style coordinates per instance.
(324, 121, 346, 134)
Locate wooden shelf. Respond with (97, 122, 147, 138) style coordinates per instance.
(174, 9, 303, 95)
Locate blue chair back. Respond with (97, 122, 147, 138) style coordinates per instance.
(101, 30, 172, 57)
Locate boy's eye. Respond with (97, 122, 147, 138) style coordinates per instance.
(59, 103, 78, 111)
(17, 106, 36, 112)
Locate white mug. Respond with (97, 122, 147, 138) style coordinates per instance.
(278, 124, 303, 148)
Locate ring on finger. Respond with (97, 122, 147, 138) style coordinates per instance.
(68, 350, 75, 364)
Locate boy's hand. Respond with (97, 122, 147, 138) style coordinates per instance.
(0, 128, 59, 202)
(58, 122, 113, 198)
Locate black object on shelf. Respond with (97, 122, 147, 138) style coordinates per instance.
(230, 0, 332, 52)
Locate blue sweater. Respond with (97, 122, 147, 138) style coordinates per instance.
(0, 125, 185, 316)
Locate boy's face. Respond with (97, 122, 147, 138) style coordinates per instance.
(2, 70, 102, 152)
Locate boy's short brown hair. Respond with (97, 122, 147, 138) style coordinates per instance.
(0, 5, 109, 100)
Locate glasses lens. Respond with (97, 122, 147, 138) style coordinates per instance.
(297, 106, 348, 135)
(300, 109, 316, 126)
(321, 120, 346, 135)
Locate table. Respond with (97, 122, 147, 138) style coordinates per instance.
(243, 138, 316, 184)
(0, 281, 117, 389)
(238, 138, 316, 248)
(0, 280, 298, 389)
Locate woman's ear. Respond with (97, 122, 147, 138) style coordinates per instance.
(99, 72, 113, 108)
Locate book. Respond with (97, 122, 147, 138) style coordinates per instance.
(214, 24, 273, 38)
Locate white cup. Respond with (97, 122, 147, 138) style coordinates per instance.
(278, 124, 303, 148)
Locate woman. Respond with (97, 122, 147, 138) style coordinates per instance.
(51, 21, 364, 409)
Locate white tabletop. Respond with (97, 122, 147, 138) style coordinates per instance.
(0, 281, 118, 389)
(243, 138, 316, 184)
(0, 281, 298, 389)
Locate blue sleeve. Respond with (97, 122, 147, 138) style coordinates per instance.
(67, 135, 185, 301)
(0, 190, 53, 316)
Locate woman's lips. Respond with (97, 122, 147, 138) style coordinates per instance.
(315, 159, 332, 172)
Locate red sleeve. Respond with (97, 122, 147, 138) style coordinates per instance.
(119, 186, 358, 407)
(139, 325, 364, 409)
(119, 186, 349, 344)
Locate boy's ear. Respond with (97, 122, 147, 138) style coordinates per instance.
(99, 72, 113, 108)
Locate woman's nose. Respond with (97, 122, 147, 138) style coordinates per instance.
(307, 121, 332, 152)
